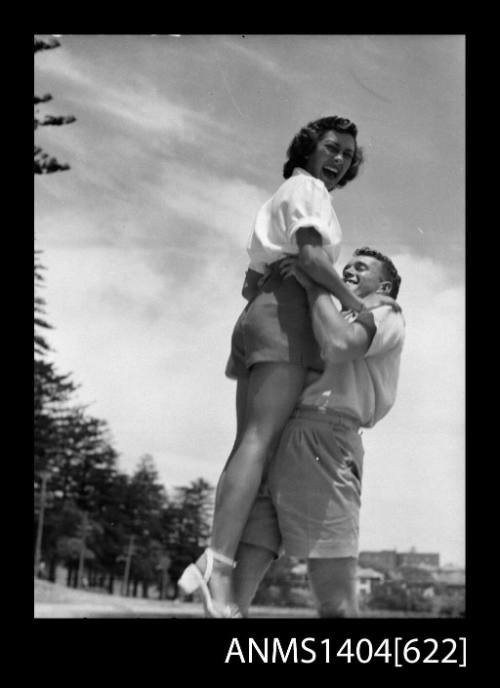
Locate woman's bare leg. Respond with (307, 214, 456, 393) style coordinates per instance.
(215, 374, 250, 507)
(200, 362, 305, 610)
(212, 362, 305, 555)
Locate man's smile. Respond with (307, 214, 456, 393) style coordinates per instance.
(343, 275, 358, 287)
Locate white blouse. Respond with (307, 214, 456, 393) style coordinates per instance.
(247, 167, 342, 273)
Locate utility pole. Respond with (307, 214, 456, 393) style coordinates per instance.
(34, 470, 50, 578)
(122, 534, 135, 597)
(77, 510, 88, 588)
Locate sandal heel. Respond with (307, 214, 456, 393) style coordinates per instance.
(178, 564, 202, 595)
(177, 548, 240, 618)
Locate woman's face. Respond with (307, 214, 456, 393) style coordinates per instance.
(304, 129, 356, 191)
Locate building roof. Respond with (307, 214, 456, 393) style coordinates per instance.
(291, 563, 308, 576)
(357, 567, 384, 580)
(434, 570, 465, 585)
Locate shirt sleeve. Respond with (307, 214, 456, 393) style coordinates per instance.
(281, 176, 338, 246)
(365, 306, 405, 358)
(247, 258, 266, 273)
(353, 309, 377, 344)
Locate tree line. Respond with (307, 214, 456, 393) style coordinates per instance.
(34, 36, 214, 599)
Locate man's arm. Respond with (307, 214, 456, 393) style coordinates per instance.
(307, 285, 374, 363)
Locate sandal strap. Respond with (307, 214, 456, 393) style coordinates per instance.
(206, 547, 237, 569)
(203, 548, 214, 583)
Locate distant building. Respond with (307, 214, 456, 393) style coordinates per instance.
(288, 553, 463, 600)
(397, 548, 440, 569)
(358, 550, 398, 572)
(290, 562, 308, 584)
(356, 567, 384, 596)
(359, 548, 440, 572)
(433, 568, 465, 587)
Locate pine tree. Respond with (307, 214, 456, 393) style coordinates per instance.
(34, 35, 79, 478)
(38, 407, 121, 583)
(121, 455, 169, 597)
(34, 248, 78, 479)
(34, 248, 78, 499)
(34, 36, 76, 174)
(161, 478, 215, 593)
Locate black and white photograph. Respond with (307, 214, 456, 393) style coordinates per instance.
(34, 33, 465, 638)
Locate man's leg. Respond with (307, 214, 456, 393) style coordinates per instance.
(307, 557, 359, 618)
(233, 542, 276, 617)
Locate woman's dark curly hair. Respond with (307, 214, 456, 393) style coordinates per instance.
(354, 246, 402, 299)
(283, 116, 364, 188)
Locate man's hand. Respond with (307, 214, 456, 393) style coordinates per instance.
(280, 256, 316, 291)
(242, 268, 264, 301)
(363, 292, 402, 313)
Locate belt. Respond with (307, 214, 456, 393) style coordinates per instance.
(292, 405, 361, 431)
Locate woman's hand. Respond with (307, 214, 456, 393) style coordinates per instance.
(363, 292, 402, 313)
(280, 256, 315, 291)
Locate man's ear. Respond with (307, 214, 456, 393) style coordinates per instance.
(378, 280, 392, 295)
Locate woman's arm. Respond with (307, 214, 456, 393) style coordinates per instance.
(280, 258, 373, 363)
(295, 227, 365, 312)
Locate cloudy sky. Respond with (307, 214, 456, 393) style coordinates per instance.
(34, 34, 465, 567)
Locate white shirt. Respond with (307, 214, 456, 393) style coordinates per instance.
(247, 167, 342, 273)
(299, 305, 405, 428)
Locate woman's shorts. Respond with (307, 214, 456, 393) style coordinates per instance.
(225, 260, 324, 379)
(240, 407, 364, 559)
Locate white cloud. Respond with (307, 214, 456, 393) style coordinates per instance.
(39, 242, 245, 485)
(36, 41, 232, 151)
(218, 36, 300, 83)
(156, 161, 269, 248)
(92, 85, 210, 140)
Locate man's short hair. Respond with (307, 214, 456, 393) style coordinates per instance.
(354, 246, 402, 299)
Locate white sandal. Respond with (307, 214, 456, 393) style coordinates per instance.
(178, 548, 241, 618)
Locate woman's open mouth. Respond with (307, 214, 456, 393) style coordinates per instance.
(323, 165, 340, 178)
(322, 166, 341, 186)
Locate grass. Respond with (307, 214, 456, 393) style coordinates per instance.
(35, 579, 445, 619)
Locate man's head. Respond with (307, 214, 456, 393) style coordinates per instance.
(283, 116, 364, 190)
(343, 247, 401, 299)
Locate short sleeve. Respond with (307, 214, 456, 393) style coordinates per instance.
(281, 176, 337, 246)
(353, 309, 377, 344)
(247, 257, 267, 273)
(365, 306, 405, 358)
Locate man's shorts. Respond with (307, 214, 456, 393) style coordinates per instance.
(225, 260, 324, 379)
(241, 407, 364, 559)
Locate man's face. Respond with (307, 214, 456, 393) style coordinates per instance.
(304, 129, 355, 191)
(343, 254, 388, 298)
